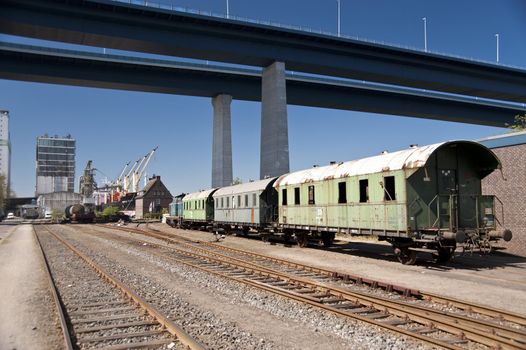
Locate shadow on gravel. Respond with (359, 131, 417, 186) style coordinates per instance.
(224, 231, 526, 270)
(310, 240, 526, 271)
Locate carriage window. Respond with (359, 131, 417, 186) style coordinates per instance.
(202, 199, 205, 209)
(282, 188, 288, 205)
(221, 197, 224, 208)
(338, 182, 347, 203)
(384, 176, 396, 201)
(294, 187, 300, 205)
(359, 179, 369, 203)
(252, 193, 257, 207)
(245, 194, 248, 207)
(308, 185, 315, 205)
(226, 197, 230, 208)
(215, 198, 218, 208)
(237, 195, 241, 208)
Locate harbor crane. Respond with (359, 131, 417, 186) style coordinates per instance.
(132, 146, 158, 193)
(119, 147, 158, 194)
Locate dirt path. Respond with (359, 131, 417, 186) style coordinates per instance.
(0, 225, 63, 350)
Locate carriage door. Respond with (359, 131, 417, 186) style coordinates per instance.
(438, 169, 457, 230)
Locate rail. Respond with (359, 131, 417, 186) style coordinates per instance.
(39, 225, 206, 350)
(33, 227, 74, 350)
(90, 224, 526, 349)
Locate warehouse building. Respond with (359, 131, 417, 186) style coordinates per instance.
(479, 130, 526, 257)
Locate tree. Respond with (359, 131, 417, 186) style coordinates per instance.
(506, 113, 526, 131)
(232, 177, 243, 185)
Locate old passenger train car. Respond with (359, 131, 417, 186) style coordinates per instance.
(212, 178, 278, 233)
(181, 188, 217, 228)
(273, 141, 511, 264)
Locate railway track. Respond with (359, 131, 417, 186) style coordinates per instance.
(103, 225, 526, 326)
(35, 225, 205, 350)
(89, 224, 526, 350)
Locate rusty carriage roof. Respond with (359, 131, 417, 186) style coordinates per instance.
(274, 140, 501, 187)
(183, 188, 218, 201)
(214, 177, 278, 197)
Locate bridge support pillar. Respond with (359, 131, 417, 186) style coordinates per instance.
(211, 94, 233, 188)
(260, 61, 290, 179)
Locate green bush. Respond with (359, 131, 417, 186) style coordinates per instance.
(51, 208, 64, 221)
(102, 206, 120, 217)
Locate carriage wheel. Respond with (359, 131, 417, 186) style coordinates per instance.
(321, 232, 335, 247)
(296, 233, 308, 248)
(433, 245, 455, 264)
(394, 247, 417, 265)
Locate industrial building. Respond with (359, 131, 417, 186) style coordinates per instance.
(480, 130, 526, 257)
(35, 134, 76, 196)
(0, 110, 11, 196)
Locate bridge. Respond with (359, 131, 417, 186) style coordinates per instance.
(1, 0, 525, 186)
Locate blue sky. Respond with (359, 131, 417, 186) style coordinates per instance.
(1, 0, 525, 197)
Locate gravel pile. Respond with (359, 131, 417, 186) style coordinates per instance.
(62, 226, 436, 350)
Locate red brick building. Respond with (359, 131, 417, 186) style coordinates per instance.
(480, 131, 526, 257)
(135, 175, 172, 219)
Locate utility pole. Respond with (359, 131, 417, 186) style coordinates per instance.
(337, 0, 341, 37)
(422, 17, 427, 52)
(226, 0, 230, 19)
(495, 33, 500, 63)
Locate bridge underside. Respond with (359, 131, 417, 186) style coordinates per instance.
(0, 45, 520, 127)
(1, 0, 525, 103)
(1, 43, 523, 184)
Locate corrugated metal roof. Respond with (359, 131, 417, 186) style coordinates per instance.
(213, 177, 278, 197)
(183, 188, 217, 200)
(274, 142, 446, 187)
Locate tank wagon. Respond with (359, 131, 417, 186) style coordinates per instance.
(65, 203, 96, 223)
(212, 178, 278, 234)
(273, 141, 511, 264)
(168, 140, 511, 264)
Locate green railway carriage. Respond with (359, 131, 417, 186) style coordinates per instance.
(181, 188, 217, 227)
(274, 141, 511, 264)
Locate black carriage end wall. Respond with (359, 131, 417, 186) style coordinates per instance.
(406, 142, 497, 233)
(482, 142, 526, 257)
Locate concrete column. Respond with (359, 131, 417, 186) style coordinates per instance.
(260, 61, 290, 179)
(211, 94, 233, 188)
